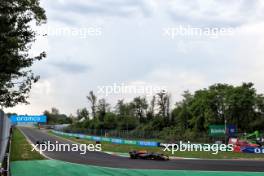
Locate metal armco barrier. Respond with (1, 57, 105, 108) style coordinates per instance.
(52, 130, 160, 147)
(0, 110, 11, 176)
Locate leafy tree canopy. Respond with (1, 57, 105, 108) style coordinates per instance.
(0, 0, 46, 107)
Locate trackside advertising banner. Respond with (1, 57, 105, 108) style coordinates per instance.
(209, 124, 237, 137)
(10, 115, 47, 123)
(209, 125, 225, 137)
(52, 130, 159, 147)
(241, 147, 264, 154)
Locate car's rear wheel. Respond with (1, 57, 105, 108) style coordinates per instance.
(130, 155, 136, 159)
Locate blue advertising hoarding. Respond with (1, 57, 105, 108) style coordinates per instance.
(51, 130, 159, 147)
(241, 147, 264, 154)
(10, 115, 47, 123)
(138, 141, 159, 147)
(227, 124, 236, 137)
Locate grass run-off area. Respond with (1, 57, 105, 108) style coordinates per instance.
(11, 159, 264, 176)
(49, 131, 264, 160)
(11, 128, 45, 161)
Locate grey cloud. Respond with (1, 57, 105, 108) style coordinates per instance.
(47, 0, 151, 19)
(51, 61, 91, 74)
(239, 0, 259, 12)
(166, 0, 264, 27)
(167, 10, 243, 28)
(51, 15, 78, 26)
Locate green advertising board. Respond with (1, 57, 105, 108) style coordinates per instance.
(209, 125, 226, 136)
(101, 137, 111, 142)
(124, 140, 137, 145)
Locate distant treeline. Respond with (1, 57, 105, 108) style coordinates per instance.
(47, 82, 264, 141)
(44, 108, 72, 125)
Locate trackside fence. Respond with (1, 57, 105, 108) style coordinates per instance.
(52, 130, 160, 147)
(0, 110, 11, 176)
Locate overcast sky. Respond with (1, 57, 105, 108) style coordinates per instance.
(6, 0, 264, 115)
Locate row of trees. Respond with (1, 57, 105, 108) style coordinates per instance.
(40, 90, 172, 134)
(44, 108, 72, 124)
(68, 83, 264, 139)
(73, 90, 170, 131)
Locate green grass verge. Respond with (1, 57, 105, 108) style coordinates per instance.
(11, 160, 264, 176)
(48, 131, 264, 160)
(10, 128, 45, 161)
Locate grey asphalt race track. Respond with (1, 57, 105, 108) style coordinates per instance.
(18, 126, 264, 172)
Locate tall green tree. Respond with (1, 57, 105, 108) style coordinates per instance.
(44, 108, 72, 124)
(76, 108, 89, 120)
(225, 83, 257, 130)
(157, 90, 170, 121)
(172, 91, 193, 130)
(131, 96, 148, 123)
(51, 107, 59, 115)
(115, 99, 138, 130)
(87, 91, 97, 118)
(146, 95, 156, 121)
(103, 112, 117, 129)
(97, 98, 109, 121)
(0, 0, 46, 107)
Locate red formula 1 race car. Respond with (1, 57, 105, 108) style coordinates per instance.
(129, 150, 169, 160)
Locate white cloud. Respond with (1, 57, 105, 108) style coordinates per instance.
(6, 0, 264, 115)
(165, 0, 264, 27)
(144, 68, 207, 101)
